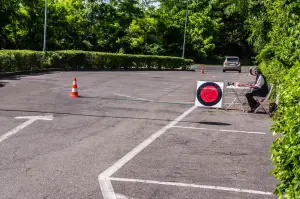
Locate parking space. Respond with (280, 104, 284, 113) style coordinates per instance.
(106, 106, 276, 198)
(0, 115, 169, 199)
(111, 127, 275, 196)
(0, 68, 277, 199)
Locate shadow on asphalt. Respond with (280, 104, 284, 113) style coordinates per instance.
(198, 121, 231, 126)
(0, 71, 54, 80)
(0, 81, 8, 88)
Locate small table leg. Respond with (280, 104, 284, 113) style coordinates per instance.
(235, 89, 245, 112)
(225, 97, 237, 111)
(226, 88, 246, 112)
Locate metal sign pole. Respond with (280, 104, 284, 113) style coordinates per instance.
(182, 0, 189, 59)
(43, 0, 48, 53)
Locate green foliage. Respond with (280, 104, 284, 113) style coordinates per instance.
(0, 50, 45, 72)
(241, 0, 300, 197)
(0, 0, 255, 63)
(271, 63, 300, 198)
(225, 0, 300, 197)
(0, 50, 193, 72)
(157, 0, 226, 61)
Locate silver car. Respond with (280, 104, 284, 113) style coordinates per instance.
(223, 56, 241, 73)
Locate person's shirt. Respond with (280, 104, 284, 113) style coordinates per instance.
(255, 74, 265, 88)
(254, 73, 269, 96)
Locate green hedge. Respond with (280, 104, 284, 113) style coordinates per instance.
(0, 50, 194, 72)
(261, 60, 300, 198)
(268, 62, 300, 198)
(0, 50, 45, 72)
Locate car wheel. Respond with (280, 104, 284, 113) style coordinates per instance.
(238, 70, 241, 73)
(223, 70, 226, 72)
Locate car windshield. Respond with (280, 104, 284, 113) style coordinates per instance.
(227, 58, 239, 62)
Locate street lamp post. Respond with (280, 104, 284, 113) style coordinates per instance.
(182, 0, 189, 59)
(43, 0, 48, 53)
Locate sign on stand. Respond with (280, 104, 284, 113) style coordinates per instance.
(195, 81, 224, 108)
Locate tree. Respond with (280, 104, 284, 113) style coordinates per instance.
(1, 0, 45, 50)
(0, 0, 256, 63)
(47, 0, 86, 50)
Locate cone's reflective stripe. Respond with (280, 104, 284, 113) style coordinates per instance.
(70, 78, 79, 97)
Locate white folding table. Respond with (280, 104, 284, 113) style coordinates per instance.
(225, 86, 251, 112)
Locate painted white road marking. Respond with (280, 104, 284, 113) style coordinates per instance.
(136, 73, 148, 75)
(109, 177, 273, 196)
(99, 179, 117, 199)
(157, 101, 194, 105)
(98, 106, 197, 199)
(114, 93, 151, 101)
(165, 94, 191, 96)
(0, 114, 54, 143)
(15, 115, 54, 120)
(115, 193, 134, 199)
(114, 93, 194, 105)
(172, 126, 266, 135)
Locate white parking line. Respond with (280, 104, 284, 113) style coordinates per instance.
(109, 177, 273, 196)
(134, 89, 174, 92)
(165, 94, 191, 96)
(114, 93, 194, 105)
(98, 106, 197, 199)
(157, 101, 194, 105)
(172, 126, 266, 135)
(0, 114, 54, 143)
(114, 93, 151, 101)
(115, 193, 134, 199)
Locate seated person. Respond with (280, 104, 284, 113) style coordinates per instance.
(246, 66, 269, 113)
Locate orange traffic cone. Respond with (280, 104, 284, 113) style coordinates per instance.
(201, 66, 205, 74)
(70, 77, 79, 98)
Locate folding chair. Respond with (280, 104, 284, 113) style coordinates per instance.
(254, 84, 273, 115)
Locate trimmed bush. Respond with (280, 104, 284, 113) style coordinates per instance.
(0, 50, 45, 72)
(0, 50, 194, 72)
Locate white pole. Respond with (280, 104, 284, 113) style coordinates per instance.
(43, 0, 48, 53)
(182, 0, 189, 59)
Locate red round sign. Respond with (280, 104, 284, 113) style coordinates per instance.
(200, 86, 219, 103)
(196, 82, 223, 107)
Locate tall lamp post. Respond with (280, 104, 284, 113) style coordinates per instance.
(43, 0, 48, 53)
(182, 0, 189, 59)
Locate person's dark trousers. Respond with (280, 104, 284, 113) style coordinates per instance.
(245, 92, 258, 110)
(245, 89, 266, 110)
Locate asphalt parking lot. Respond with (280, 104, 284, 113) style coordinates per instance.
(0, 67, 277, 199)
